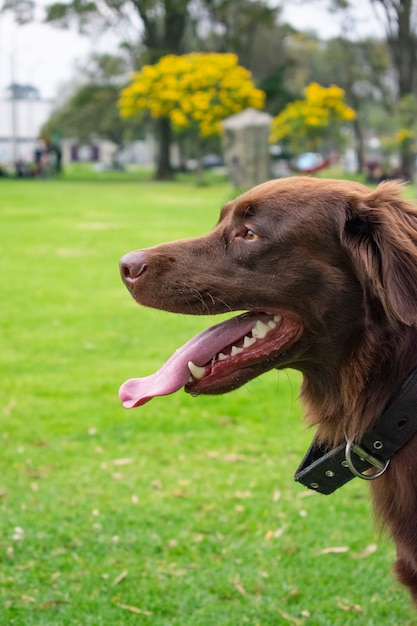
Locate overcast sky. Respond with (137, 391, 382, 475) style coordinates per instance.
(0, 1, 385, 101)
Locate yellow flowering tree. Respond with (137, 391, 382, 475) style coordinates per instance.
(119, 52, 265, 177)
(374, 94, 417, 179)
(270, 82, 356, 156)
(395, 94, 417, 176)
(377, 128, 415, 180)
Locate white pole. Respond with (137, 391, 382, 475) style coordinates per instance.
(10, 51, 18, 163)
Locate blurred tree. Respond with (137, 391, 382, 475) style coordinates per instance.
(331, 0, 417, 172)
(329, 0, 417, 94)
(258, 63, 296, 114)
(81, 53, 130, 83)
(1, 0, 34, 23)
(2, 0, 299, 177)
(42, 53, 142, 149)
(198, 1, 296, 112)
(279, 31, 323, 97)
(392, 93, 417, 175)
(3, 0, 290, 177)
(202, 0, 279, 67)
(274, 27, 394, 172)
(371, 0, 417, 97)
(42, 0, 192, 179)
(119, 52, 265, 179)
(270, 82, 356, 155)
(119, 52, 264, 136)
(42, 84, 136, 146)
(307, 35, 392, 172)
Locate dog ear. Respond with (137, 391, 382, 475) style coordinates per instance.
(341, 180, 417, 326)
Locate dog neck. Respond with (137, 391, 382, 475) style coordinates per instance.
(295, 365, 417, 494)
(300, 322, 417, 448)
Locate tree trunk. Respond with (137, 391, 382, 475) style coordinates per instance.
(154, 117, 174, 181)
(385, 0, 417, 97)
(136, 2, 189, 178)
(194, 136, 204, 185)
(400, 140, 414, 179)
(352, 117, 365, 175)
(374, 0, 417, 173)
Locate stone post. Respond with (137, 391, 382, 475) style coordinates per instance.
(222, 108, 272, 189)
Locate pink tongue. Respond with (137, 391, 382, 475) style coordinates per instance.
(119, 313, 261, 408)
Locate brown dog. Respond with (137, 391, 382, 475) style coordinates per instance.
(119, 176, 417, 604)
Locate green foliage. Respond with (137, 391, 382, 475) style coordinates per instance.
(1, 0, 34, 23)
(202, 0, 279, 65)
(44, 0, 97, 30)
(0, 170, 415, 624)
(42, 83, 140, 145)
(258, 64, 296, 114)
(42, 54, 142, 145)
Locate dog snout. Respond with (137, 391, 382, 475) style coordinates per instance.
(120, 251, 148, 284)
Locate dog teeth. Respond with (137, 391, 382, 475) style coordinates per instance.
(188, 361, 206, 380)
(212, 316, 282, 366)
(243, 335, 256, 348)
(252, 320, 270, 339)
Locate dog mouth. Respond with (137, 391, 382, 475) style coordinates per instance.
(119, 311, 303, 409)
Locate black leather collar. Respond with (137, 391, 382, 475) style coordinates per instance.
(294, 368, 417, 495)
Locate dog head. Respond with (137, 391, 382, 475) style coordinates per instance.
(119, 177, 417, 415)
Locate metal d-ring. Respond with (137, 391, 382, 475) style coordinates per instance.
(345, 439, 390, 481)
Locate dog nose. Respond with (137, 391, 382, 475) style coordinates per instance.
(120, 251, 147, 283)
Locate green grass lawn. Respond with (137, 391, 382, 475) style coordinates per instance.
(0, 168, 415, 625)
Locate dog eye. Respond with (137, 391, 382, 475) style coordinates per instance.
(244, 229, 259, 241)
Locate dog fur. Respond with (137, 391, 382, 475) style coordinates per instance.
(120, 177, 417, 604)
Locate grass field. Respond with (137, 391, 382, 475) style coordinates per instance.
(1, 167, 416, 625)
